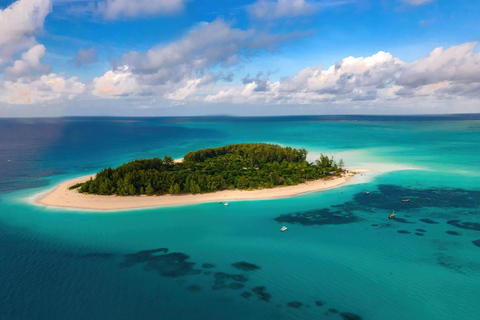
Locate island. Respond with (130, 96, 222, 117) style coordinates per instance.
(35, 143, 368, 210)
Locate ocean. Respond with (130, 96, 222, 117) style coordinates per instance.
(0, 116, 479, 320)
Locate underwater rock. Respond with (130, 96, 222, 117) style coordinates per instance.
(328, 308, 338, 313)
(232, 261, 260, 271)
(315, 300, 325, 306)
(274, 208, 359, 226)
(212, 272, 249, 291)
(393, 218, 415, 224)
(446, 231, 461, 236)
(473, 240, 480, 247)
(340, 312, 363, 320)
(119, 248, 201, 278)
(419, 219, 438, 224)
(416, 229, 426, 232)
(251, 286, 272, 302)
(447, 220, 480, 231)
(397, 230, 411, 234)
(241, 292, 252, 299)
(187, 285, 202, 292)
(287, 301, 304, 308)
(414, 232, 425, 236)
(202, 263, 216, 269)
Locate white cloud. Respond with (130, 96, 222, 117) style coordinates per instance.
(72, 46, 98, 67)
(93, 19, 288, 99)
(0, 0, 52, 65)
(92, 66, 140, 97)
(248, 0, 346, 20)
(5, 44, 51, 80)
(201, 42, 480, 106)
(1, 74, 85, 104)
(98, 0, 185, 19)
(400, 0, 434, 6)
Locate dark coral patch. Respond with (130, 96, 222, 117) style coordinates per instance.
(371, 224, 379, 226)
(416, 229, 426, 232)
(202, 263, 216, 269)
(340, 312, 363, 320)
(420, 219, 438, 224)
(232, 261, 260, 271)
(212, 272, 248, 291)
(241, 292, 252, 299)
(397, 230, 411, 234)
(274, 208, 359, 226)
(393, 218, 415, 224)
(187, 285, 202, 292)
(315, 300, 325, 306)
(473, 240, 480, 247)
(287, 301, 304, 308)
(414, 232, 425, 236)
(251, 286, 272, 302)
(447, 220, 480, 231)
(446, 231, 461, 236)
(328, 308, 338, 313)
(120, 248, 201, 278)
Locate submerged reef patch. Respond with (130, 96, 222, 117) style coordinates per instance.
(473, 240, 480, 248)
(287, 301, 304, 308)
(274, 208, 359, 226)
(420, 218, 438, 224)
(202, 263, 215, 269)
(340, 312, 363, 320)
(232, 261, 260, 271)
(447, 220, 480, 231)
(315, 300, 325, 306)
(119, 248, 201, 278)
(251, 286, 272, 302)
(446, 231, 461, 236)
(212, 272, 248, 291)
(397, 230, 411, 234)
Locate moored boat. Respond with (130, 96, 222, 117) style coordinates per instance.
(280, 226, 288, 232)
(224, 202, 229, 206)
(401, 199, 410, 202)
(389, 211, 396, 219)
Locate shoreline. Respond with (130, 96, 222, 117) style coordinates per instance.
(34, 169, 369, 211)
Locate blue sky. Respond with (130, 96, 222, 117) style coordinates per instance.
(0, 0, 479, 116)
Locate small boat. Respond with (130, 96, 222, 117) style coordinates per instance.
(224, 202, 229, 206)
(401, 199, 410, 202)
(364, 192, 370, 195)
(280, 226, 288, 232)
(389, 211, 396, 219)
(218, 202, 223, 204)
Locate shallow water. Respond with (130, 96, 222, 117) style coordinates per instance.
(1, 116, 479, 320)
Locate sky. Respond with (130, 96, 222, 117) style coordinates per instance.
(0, 0, 480, 116)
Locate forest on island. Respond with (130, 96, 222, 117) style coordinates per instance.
(77, 143, 344, 196)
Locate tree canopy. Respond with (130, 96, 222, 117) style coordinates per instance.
(78, 143, 344, 196)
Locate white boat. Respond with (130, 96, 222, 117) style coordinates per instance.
(224, 202, 229, 206)
(280, 226, 287, 232)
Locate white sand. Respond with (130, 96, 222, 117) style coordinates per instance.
(35, 169, 369, 211)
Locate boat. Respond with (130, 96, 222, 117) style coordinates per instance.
(389, 211, 396, 219)
(401, 199, 410, 202)
(280, 226, 288, 232)
(218, 202, 222, 204)
(224, 202, 229, 206)
(365, 192, 370, 195)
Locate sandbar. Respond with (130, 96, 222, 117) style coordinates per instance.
(35, 169, 369, 211)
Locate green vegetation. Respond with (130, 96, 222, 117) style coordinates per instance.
(68, 183, 83, 190)
(79, 143, 344, 196)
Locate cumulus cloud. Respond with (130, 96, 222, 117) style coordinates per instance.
(5, 44, 51, 80)
(0, 74, 85, 104)
(72, 47, 98, 67)
(202, 42, 480, 105)
(98, 0, 185, 19)
(0, 0, 52, 65)
(93, 19, 290, 99)
(248, 0, 346, 20)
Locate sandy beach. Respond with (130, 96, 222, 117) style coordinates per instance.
(35, 169, 369, 211)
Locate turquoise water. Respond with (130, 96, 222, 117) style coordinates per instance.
(1, 117, 479, 320)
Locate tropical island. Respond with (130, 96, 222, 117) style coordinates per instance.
(36, 143, 367, 210)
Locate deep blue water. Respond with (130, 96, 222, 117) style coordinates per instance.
(0, 116, 479, 320)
